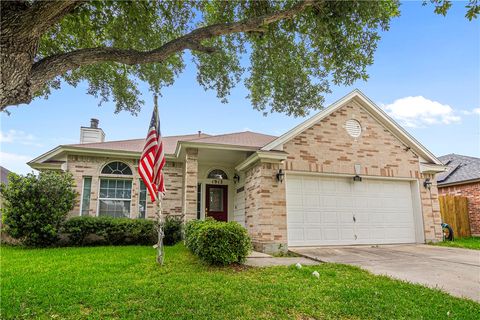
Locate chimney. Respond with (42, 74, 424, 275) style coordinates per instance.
(80, 118, 105, 144)
(90, 118, 99, 129)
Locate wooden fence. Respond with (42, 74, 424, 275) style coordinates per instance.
(438, 195, 471, 238)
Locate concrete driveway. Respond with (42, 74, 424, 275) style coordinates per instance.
(290, 244, 480, 302)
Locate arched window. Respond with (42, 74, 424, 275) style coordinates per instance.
(99, 161, 133, 218)
(207, 169, 228, 180)
(101, 161, 132, 175)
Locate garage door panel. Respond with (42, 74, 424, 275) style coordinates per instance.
(305, 228, 323, 241)
(287, 209, 304, 223)
(305, 210, 321, 223)
(322, 211, 338, 223)
(336, 196, 353, 208)
(303, 178, 320, 192)
(304, 194, 320, 207)
(287, 175, 417, 246)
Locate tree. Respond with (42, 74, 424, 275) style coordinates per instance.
(1, 1, 478, 116)
(1, 171, 77, 247)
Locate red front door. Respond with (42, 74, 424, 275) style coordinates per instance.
(205, 184, 228, 222)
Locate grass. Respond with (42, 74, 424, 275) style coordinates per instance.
(432, 237, 480, 250)
(1, 245, 478, 319)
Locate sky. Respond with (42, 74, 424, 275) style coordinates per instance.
(1, 2, 479, 174)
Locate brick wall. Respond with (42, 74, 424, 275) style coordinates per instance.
(67, 155, 183, 219)
(245, 161, 287, 253)
(183, 148, 198, 222)
(279, 101, 443, 243)
(438, 182, 480, 236)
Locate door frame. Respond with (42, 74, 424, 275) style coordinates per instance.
(205, 184, 228, 222)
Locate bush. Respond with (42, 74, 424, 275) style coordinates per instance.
(185, 219, 251, 265)
(1, 171, 77, 247)
(62, 216, 156, 246)
(163, 215, 183, 246)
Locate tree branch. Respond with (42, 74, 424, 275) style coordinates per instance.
(23, 0, 86, 36)
(29, 0, 315, 95)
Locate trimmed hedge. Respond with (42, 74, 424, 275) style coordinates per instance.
(185, 218, 251, 265)
(163, 215, 183, 246)
(62, 216, 157, 246)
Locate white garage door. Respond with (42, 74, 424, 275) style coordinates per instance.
(287, 175, 417, 246)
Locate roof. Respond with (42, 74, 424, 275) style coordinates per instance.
(187, 131, 277, 149)
(66, 133, 211, 155)
(437, 154, 480, 186)
(262, 89, 442, 165)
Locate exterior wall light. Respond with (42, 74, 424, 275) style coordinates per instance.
(233, 174, 240, 184)
(353, 163, 362, 182)
(276, 169, 285, 183)
(424, 178, 432, 189)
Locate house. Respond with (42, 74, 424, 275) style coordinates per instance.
(28, 90, 446, 253)
(437, 154, 480, 236)
(0, 166, 12, 211)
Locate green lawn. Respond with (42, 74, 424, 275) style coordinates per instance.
(1, 245, 478, 319)
(433, 237, 480, 250)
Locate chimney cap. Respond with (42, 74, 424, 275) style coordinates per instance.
(90, 118, 99, 128)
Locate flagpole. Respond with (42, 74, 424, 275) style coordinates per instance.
(155, 192, 165, 265)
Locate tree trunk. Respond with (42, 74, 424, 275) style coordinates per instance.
(0, 3, 40, 108)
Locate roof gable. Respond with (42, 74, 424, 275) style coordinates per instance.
(261, 89, 442, 165)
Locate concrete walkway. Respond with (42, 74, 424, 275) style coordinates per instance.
(291, 244, 480, 302)
(244, 251, 319, 267)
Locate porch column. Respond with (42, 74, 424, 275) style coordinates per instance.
(421, 173, 443, 242)
(183, 147, 198, 222)
(244, 161, 287, 254)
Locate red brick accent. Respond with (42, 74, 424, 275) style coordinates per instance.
(438, 181, 480, 236)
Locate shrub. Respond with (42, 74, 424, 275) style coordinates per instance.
(62, 216, 156, 246)
(185, 219, 251, 265)
(1, 171, 77, 247)
(163, 215, 183, 246)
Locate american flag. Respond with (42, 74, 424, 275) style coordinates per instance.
(138, 99, 166, 202)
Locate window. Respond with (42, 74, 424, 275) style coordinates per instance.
(98, 179, 132, 218)
(80, 177, 92, 216)
(207, 169, 228, 180)
(99, 161, 133, 218)
(197, 183, 201, 219)
(101, 161, 133, 175)
(138, 180, 147, 219)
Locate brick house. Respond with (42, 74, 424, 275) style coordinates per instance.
(29, 90, 446, 253)
(437, 154, 480, 236)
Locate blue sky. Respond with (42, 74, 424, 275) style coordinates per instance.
(1, 2, 479, 174)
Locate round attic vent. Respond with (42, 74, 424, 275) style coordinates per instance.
(345, 119, 362, 138)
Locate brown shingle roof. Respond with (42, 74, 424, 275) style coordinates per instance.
(187, 131, 277, 149)
(65, 131, 276, 154)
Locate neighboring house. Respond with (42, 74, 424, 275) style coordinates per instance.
(437, 154, 480, 236)
(29, 90, 446, 253)
(0, 166, 11, 186)
(0, 166, 12, 212)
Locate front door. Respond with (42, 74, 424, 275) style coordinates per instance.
(206, 184, 228, 221)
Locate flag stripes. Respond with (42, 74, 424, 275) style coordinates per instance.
(138, 101, 166, 202)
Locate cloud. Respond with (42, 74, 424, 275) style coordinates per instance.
(0, 129, 43, 147)
(461, 108, 480, 115)
(382, 96, 461, 128)
(0, 151, 33, 175)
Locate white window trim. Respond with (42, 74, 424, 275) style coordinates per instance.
(97, 177, 133, 218)
(138, 179, 148, 219)
(79, 176, 92, 216)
